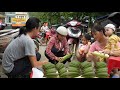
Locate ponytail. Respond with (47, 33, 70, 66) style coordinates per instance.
(18, 26, 27, 36)
(14, 26, 27, 39)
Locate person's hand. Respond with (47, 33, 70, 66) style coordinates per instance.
(79, 49, 83, 55)
(35, 48, 39, 52)
(101, 49, 110, 55)
(55, 57, 63, 61)
(79, 48, 84, 55)
(86, 53, 93, 62)
(87, 52, 99, 62)
(37, 60, 48, 69)
(87, 52, 93, 58)
(41, 60, 48, 65)
(55, 57, 59, 61)
(58, 57, 64, 61)
(79, 50, 85, 57)
(88, 42, 91, 45)
(66, 52, 70, 55)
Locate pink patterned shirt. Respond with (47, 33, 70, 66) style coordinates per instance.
(46, 35, 70, 60)
(89, 41, 103, 52)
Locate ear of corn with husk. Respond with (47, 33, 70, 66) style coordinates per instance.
(92, 51, 109, 58)
(42, 62, 55, 70)
(59, 53, 73, 63)
(42, 58, 109, 78)
(81, 61, 92, 69)
(55, 62, 64, 70)
(95, 61, 109, 78)
(69, 60, 81, 68)
(96, 61, 107, 68)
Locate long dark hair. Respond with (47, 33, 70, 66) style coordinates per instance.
(14, 17, 40, 39)
(91, 24, 106, 36)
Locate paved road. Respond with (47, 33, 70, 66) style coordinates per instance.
(39, 46, 47, 61)
(4, 25, 12, 29)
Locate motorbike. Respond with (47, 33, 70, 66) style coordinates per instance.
(33, 29, 53, 46)
(44, 24, 59, 44)
(45, 31, 52, 44)
(65, 20, 88, 55)
(0, 23, 7, 30)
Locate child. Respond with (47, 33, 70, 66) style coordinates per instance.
(76, 33, 91, 62)
(104, 24, 120, 78)
(104, 24, 120, 51)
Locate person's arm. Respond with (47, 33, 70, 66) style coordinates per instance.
(84, 42, 91, 54)
(103, 41, 120, 57)
(110, 50, 120, 57)
(86, 42, 96, 61)
(24, 39, 48, 68)
(86, 51, 93, 60)
(63, 38, 70, 55)
(103, 49, 120, 57)
(29, 56, 48, 68)
(109, 37, 116, 51)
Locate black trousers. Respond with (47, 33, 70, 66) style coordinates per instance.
(6, 52, 41, 78)
(45, 47, 71, 64)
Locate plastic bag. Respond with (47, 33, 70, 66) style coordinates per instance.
(30, 68, 44, 78)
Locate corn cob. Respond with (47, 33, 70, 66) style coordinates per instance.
(59, 53, 73, 63)
(81, 61, 92, 69)
(59, 72, 68, 78)
(96, 68, 108, 73)
(96, 62, 107, 68)
(82, 67, 94, 74)
(68, 67, 80, 73)
(45, 68, 58, 74)
(82, 75, 95, 78)
(96, 73, 109, 78)
(92, 51, 109, 58)
(59, 67, 67, 75)
(69, 60, 81, 68)
(82, 72, 95, 78)
(45, 73, 59, 78)
(55, 62, 64, 70)
(67, 72, 80, 78)
(42, 62, 55, 70)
